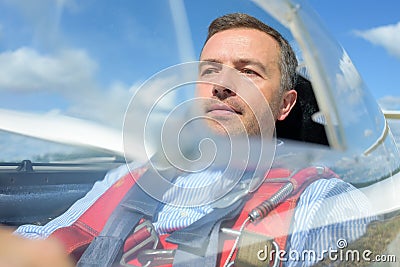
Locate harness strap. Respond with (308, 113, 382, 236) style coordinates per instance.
(77, 167, 178, 267)
(168, 168, 302, 266)
(170, 199, 246, 266)
(166, 169, 293, 267)
(50, 169, 144, 260)
(76, 190, 143, 266)
(172, 220, 223, 267)
(220, 167, 338, 266)
(51, 166, 337, 267)
(167, 167, 336, 267)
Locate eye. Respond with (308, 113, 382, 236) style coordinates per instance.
(241, 68, 259, 76)
(200, 67, 219, 76)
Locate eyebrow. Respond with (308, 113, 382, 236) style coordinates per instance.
(235, 58, 268, 74)
(198, 59, 223, 69)
(200, 58, 270, 76)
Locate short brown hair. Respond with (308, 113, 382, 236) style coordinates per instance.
(204, 13, 298, 92)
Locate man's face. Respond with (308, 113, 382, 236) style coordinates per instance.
(196, 28, 284, 137)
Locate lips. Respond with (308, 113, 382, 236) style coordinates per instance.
(206, 102, 242, 116)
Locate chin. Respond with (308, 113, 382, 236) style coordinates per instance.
(206, 123, 229, 136)
(207, 123, 250, 137)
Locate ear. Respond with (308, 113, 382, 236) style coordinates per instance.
(277, 89, 297, 121)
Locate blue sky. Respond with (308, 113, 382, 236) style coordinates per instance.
(309, 0, 400, 109)
(0, 0, 399, 129)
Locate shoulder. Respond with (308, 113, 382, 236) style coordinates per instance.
(15, 162, 142, 239)
(284, 179, 377, 266)
(301, 178, 371, 207)
(103, 162, 140, 185)
(296, 178, 374, 225)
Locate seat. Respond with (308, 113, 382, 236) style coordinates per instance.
(275, 75, 329, 146)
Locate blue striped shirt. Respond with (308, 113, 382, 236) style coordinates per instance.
(15, 163, 375, 266)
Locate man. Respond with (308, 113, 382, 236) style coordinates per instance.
(197, 12, 297, 137)
(4, 13, 374, 266)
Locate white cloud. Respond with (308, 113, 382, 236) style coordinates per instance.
(354, 22, 400, 59)
(0, 47, 135, 128)
(378, 95, 400, 110)
(0, 47, 97, 92)
(67, 81, 138, 129)
(0, 46, 182, 131)
(0, 1, 133, 128)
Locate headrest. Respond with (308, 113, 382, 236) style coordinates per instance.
(275, 75, 329, 146)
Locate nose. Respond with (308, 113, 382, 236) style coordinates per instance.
(211, 67, 237, 100)
(212, 84, 236, 100)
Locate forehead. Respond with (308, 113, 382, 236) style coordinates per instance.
(200, 28, 280, 63)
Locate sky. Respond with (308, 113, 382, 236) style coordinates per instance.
(0, 0, 399, 129)
(309, 0, 400, 110)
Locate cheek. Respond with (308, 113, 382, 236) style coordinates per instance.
(243, 86, 277, 118)
(259, 83, 281, 108)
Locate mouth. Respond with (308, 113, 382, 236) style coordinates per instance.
(206, 103, 242, 116)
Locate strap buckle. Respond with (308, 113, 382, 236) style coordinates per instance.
(222, 228, 281, 267)
(120, 220, 160, 267)
(137, 249, 175, 267)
